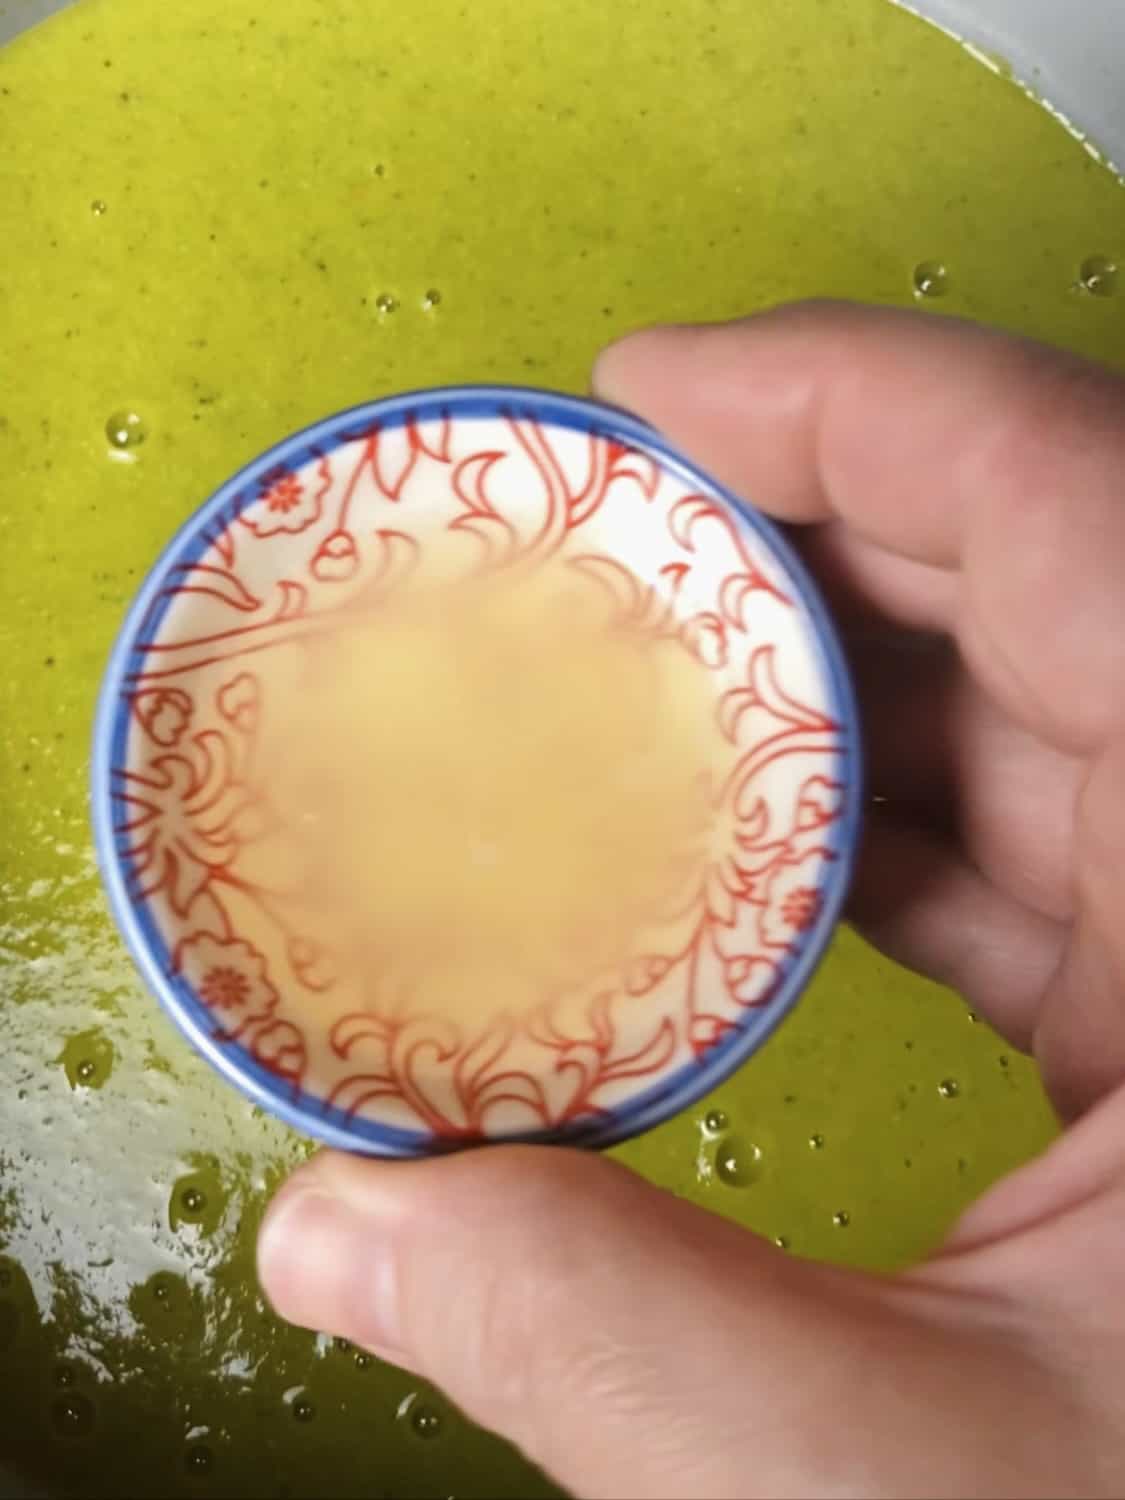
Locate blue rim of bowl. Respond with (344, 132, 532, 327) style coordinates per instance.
(90, 384, 863, 1157)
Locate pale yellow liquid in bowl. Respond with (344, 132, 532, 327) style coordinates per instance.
(247, 568, 716, 1025)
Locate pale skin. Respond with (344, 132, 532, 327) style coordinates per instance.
(257, 304, 1125, 1499)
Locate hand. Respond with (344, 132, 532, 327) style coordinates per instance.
(258, 305, 1125, 1499)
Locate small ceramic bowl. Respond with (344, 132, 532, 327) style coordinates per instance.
(91, 386, 861, 1156)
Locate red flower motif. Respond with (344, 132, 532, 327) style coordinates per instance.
(757, 850, 834, 951)
(264, 473, 303, 515)
(780, 886, 821, 932)
(134, 688, 192, 748)
(241, 468, 324, 537)
(176, 936, 306, 1092)
(200, 964, 250, 1011)
(177, 933, 278, 1037)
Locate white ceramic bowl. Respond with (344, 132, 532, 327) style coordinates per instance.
(91, 387, 861, 1155)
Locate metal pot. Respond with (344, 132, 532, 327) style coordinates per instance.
(0, 2, 1120, 1497)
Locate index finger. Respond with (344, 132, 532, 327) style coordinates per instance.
(594, 303, 1125, 754)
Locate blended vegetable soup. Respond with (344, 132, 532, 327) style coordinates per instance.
(1, 0, 1122, 1494)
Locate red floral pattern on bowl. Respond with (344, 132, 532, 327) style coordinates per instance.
(91, 388, 860, 1155)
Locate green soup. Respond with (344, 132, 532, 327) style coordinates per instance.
(1, 0, 1123, 1494)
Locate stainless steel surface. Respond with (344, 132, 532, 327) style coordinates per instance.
(904, 0, 1125, 167)
(0, 0, 60, 44)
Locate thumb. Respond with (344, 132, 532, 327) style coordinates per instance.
(256, 1148, 1017, 1499)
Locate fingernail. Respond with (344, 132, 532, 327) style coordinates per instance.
(258, 1187, 404, 1358)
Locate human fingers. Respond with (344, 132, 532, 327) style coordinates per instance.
(595, 305, 1125, 754)
(850, 809, 1064, 1050)
(1036, 739, 1125, 1118)
(258, 1146, 1091, 1499)
(855, 636, 1080, 923)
